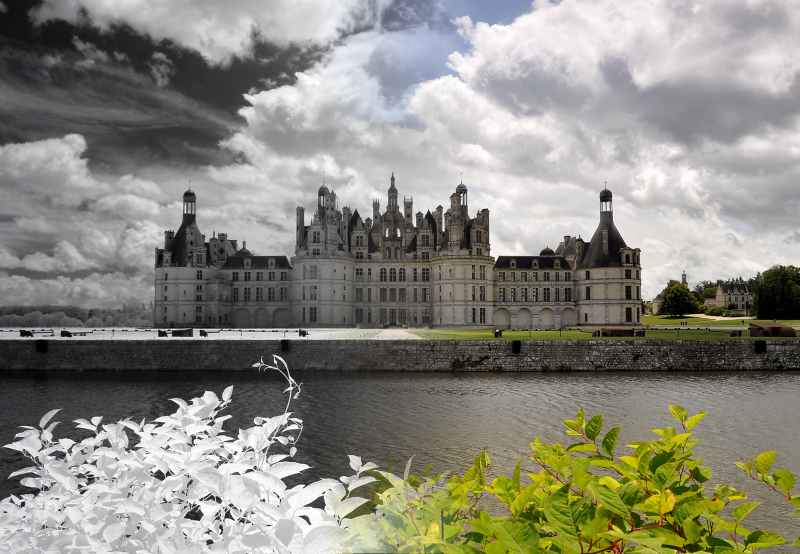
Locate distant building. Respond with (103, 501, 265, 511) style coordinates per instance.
(153, 181, 642, 328)
(716, 281, 752, 315)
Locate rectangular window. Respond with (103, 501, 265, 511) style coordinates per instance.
(480, 265, 486, 279)
(565, 288, 572, 302)
(380, 288, 387, 302)
(256, 271, 263, 281)
(479, 308, 486, 323)
(356, 288, 363, 302)
(543, 288, 551, 302)
(244, 288, 251, 301)
(555, 272, 560, 282)
(625, 286, 632, 300)
(309, 266, 318, 279)
(521, 272, 527, 281)
(196, 270, 203, 280)
(232, 272, 239, 281)
(302, 307, 306, 323)
(625, 269, 632, 279)
(268, 271, 275, 281)
(510, 272, 516, 281)
(268, 287, 275, 302)
(355, 308, 364, 323)
(521, 288, 528, 302)
(626, 307, 632, 323)
(389, 288, 397, 302)
(471, 265, 476, 279)
(399, 288, 406, 302)
(472, 308, 476, 323)
(233, 288, 239, 301)
(310, 285, 318, 300)
(585, 286, 591, 300)
(422, 308, 431, 324)
(636, 286, 640, 300)
(310, 307, 317, 323)
(479, 286, 486, 301)
(499, 288, 506, 302)
(422, 288, 430, 302)
(499, 272, 505, 281)
(367, 310, 372, 323)
(413, 268, 418, 281)
(636, 270, 640, 279)
(244, 272, 251, 281)
(256, 287, 263, 301)
(531, 288, 538, 302)
(356, 268, 364, 281)
(281, 271, 288, 281)
(421, 268, 430, 281)
(196, 294, 202, 301)
(531, 272, 538, 282)
(625, 254, 631, 264)
(637, 308, 640, 322)
(195, 315, 202, 323)
(565, 271, 571, 281)
(196, 305, 202, 312)
(368, 288, 372, 302)
(472, 286, 476, 301)
(543, 272, 550, 281)
(380, 309, 388, 324)
(510, 288, 516, 302)
(367, 268, 372, 281)
(555, 288, 560, 302)
(280, 287, 287, 302)
(585, 270, 590, 280)
(413, 288, 418, 302)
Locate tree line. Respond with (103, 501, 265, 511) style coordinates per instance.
(0, 304, 153, 328)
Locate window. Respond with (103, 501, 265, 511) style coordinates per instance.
(244, 271, 251, 281)
(521, 272, 527, 281)
(399, 288, 406, 302)
(380, 268, 387, 282)
(499, 272, 505, 282)
(356, 268, 364, 281)
(196, 270, 203, 279)
(626, 307, 632, 323)
(355, 236, 364, 247)
(422, 288, 430, 302)
(233, 288, 239, 301)
(585, 286, 591, 300)
(399, 268, 406, 281)
(531, 272, 538, 282)
(368, 289, 372, 302)
(281, 272, 288, 281)
(367, 268, 372, 281)
(499, 288, 506, 302)
(625, 286, 632, 300)
(243, 288, 251, 301)
(543, 288, 551, 302)
(380, 288, 387, 302)
(510, 288, 516, 302)
(310, 266, 318, 279)
(386, 248, 391, 259)
(479, 265, 486, 279)
(413, 268, 418, 281)
(256, 287, 263, 301)
(256, 271, 263, 281)
(232, 272, 239, 281)
(585, 270, 590, 280)
(195, 315, 202, 323)
(312, 230, 321, 243)
(310, 307, 317, 323)
(312, 248, 320, 256)
(565, 288, 572, 302)
(413, 288, 418, 302)
(268, 271, 275, 281)
(164, 285, 168, 291)
(565, 271, 571, 281)
(196, 305, 202, 312)
(637, 308, 640, 322)
(389, 288, 397, 302)
(472, 308, 476, 323)
(356, 288, 363, 302)
(268, 287, 275, 302)
(625, 254, 631, 264)
(356, 251, 364, 260)
(421, 268, 430, 281)
(543, 272, 550, 281)
(510, 272, 516, 281)
(531, 288, 538, 302)
(280, 287, 287, 302)
(380, 309, 388, 324)
(422, 252, 430, 260)
(165, 273, 168, 280)
(479, 286, 486, 301)
(355, 308, 364, 323)
(636, 270, 640, 279)
(625, 269, 632, 279)
(472, 286, 476, 301)
(521, 288, 528, 302)
(555, 288, 560, 302)
(422, 308, 431, 324)
(636, 286, 640, 300)
(472, 265, 476, 279)
(390, 268, 397, 282)
(196, 294, 202, 301)
(310, 285, 318, 300)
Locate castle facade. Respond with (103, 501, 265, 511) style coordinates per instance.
(154, 178, 642, 329)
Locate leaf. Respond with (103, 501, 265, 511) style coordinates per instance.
(692, 466, 713, 483)
(512, 458, 522, 492)
(669, 405, 688, 424)
(589, 482, 630, 518)
(566, 443, 598, 452)
(490, 518, 540, 553)
(222, 385, 233, 402)
(685, 411, 709, 431)
(39, 409, 60, 430)
(617, 481, 646, 510)
(745, 530, 786, 549)
(586, 414, 604, 441)
(773, 470, 795, 494)
(643, 491, 676, 515)
(674, 498, 711, 524)
(510, 483, 539, 517)
(755, 451, 777, 475)
(103, 522, 126, 543)
(576, 408, 585, 429)
(573, 457, 590, 473)
(562, 420, 581, 432)
(733, 502, 760, 523)
(543, 483, 579, 541)
(602, 426, 621, 457)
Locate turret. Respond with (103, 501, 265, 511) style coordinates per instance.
(388, 173, 398, 208)
(296, 207, 305, 250)
(164, 229, 175, 248)
(182, 189, 196, 224)
(404, 197, 413, 221)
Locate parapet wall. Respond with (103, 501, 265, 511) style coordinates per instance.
(1, 339, 799, 371)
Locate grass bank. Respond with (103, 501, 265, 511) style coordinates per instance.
(408, 328, 798, 341)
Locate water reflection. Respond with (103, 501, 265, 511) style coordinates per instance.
(1, 370, 799, 541)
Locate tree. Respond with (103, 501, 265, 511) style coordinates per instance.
(752, 265, 800, 319)
(659, 279, 703, 316)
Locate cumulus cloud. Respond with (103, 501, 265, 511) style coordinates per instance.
(148, 52, 174, 87)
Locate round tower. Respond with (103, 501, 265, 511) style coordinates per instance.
(183, 189, 196, 224)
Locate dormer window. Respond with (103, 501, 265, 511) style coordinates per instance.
(244, 258, 252, 269)
(268, 258, 276, 269)
(510, 259, 516, 268)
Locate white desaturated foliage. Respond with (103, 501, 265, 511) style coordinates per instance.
(0, 356, 379, 553)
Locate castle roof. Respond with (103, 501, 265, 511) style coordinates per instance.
(493, 256, 569, 270)
(580, 210, 628, 269)
(718, 283, 750, 294)
(220, 256, 292, 270)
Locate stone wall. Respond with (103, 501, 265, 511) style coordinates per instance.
(1, 339, 799, 371)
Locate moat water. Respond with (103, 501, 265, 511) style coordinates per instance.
(1, 370, 799, 542)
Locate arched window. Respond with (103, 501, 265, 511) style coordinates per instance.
(395, 247, 400, 259)
(399, 268, 406, 282)
(390, 268, 397, 282)
(396, 228, 401, 238)
(386, 248, 391, 259)
(380, 268, 387, 282)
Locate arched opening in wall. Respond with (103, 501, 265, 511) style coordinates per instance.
(493, 308, 511, 329)
(539, 308, 555, 329)
(561, 307, 577, 327)
(516, 308, 532, 329)
(233, 308, 251, 329)
(395, 247, 400, 259)
(273, 308, 291, 328)
(255, 308, 270, 328)
(386, 248, 391, 259)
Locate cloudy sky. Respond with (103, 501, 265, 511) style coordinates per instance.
(1, 0, 799, 308)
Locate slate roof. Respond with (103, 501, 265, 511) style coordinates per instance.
(718, 283, 750, 294)
(580, 211, 628, 269)
(220, 256, 292, 270)
(493, 256, 570, 270)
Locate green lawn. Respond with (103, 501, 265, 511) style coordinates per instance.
(642, 315, 800, 327)
(406, 328, 796, 340)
